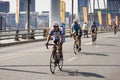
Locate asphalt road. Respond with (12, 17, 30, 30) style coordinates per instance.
(0, 32, 120, 80)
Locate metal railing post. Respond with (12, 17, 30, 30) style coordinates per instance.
(15, 30, 19, 41)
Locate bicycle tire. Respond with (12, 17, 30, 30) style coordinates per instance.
(92, 34, 97, 44)
(73, 42, 78, 55)
(50, 54, 56, 74)
(114, 30, 117, 34)
(58, 57, 63, 71)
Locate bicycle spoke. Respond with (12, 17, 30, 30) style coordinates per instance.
(50, 54, 56, 74)
(58, 57, 63, 71)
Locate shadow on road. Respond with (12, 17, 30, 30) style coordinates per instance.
(0, 67, 48, 75)
(80, 52, 109, 56)
(55, 69, 105, 78)
(105, 37, 120, 39)
(0, 64, 120, 76)
(97, 44, 119, 47)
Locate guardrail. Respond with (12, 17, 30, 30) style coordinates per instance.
(0, 28, 71, 41)
(1, 27, 117, 42)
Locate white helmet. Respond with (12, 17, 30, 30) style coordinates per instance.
(52, 21, 59, 27)
(73, 18, 78, 23)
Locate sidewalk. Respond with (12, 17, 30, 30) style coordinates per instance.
(0, 36, 46, 47)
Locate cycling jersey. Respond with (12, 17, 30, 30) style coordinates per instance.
(71, 23, 80, 34)
(71, 23, 82, 37)
(49, 27, 64, 41)
(91, 24, 97, 33)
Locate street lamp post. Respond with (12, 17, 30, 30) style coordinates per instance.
(103, 0, 108, 31)
(27, 0, 30, 39)
(93, 0, 95, 22)
(72, 0, 74, 23)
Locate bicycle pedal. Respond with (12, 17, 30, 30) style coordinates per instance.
(55, 59, 59, 63)
(54, 63, 57, 67)
(78, 48, 81, 52)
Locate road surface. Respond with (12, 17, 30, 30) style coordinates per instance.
(0, 32, 120, 80)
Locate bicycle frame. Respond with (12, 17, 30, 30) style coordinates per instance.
(45, 43, 63, 74)
(73, 35, 81, 54)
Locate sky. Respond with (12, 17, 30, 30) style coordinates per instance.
(0, 0, 106, 14)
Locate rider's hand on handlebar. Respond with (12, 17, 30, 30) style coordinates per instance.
(70, 34, 72, 38)
(45, 42, 49, 49)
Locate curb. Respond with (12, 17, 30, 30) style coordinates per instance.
(0, 38, 46, 47)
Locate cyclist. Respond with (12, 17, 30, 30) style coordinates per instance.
(46, 21, 64, 59)
(71, 19, 82, 52)
(113, 23, 118, 34)
(91, 22, 98, 44)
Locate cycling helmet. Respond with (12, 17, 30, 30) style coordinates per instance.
(52, 21, 59, 27)
(73, 18, 78, 23)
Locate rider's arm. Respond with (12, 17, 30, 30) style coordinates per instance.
(46, 28, 52, 44)
(59, 35, 63, 44)
(78, 24, 82, 35)
(71, 24, 74, 34)
(46, 34, 51, 44)
(59, 28, 64, 44)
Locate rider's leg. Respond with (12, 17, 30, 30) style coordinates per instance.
(78, 37, 81, 51)
(52, 45, 57, 55)
(92, 32, 96, 44)
(58, 44, 63, 58)
(86, 30, 89, 38)
(52, 40, 57, 55)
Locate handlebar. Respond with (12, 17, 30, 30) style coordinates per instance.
(45, 43, 58, 49)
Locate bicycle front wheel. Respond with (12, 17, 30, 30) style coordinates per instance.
(50, 54, 56, 74)
(58, 57, 63, 71)
(73, 42, 78, 55)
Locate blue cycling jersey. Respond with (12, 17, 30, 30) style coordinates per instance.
(72, 23, 79, 33)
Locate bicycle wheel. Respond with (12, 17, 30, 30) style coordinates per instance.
(50, 54, 56, 74)
(92, 34, 96, 44)
(114, 30, 117, 34)
(73, 42, 78, 55)
(58, 56, 63, 71)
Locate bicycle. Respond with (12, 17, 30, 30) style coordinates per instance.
(45, 43, 63, 74)
(92, 32, 97, 44)
(114, 28, 117, 34)
(73, 35, 81, 55)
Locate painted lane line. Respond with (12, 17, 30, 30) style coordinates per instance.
(68, 57, 77, 62)
(85, 42, 92, 45)
(0, 52, 33, 61)
(95, 45, 100, 48)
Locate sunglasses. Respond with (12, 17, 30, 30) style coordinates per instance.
(54, 26, 58, 27)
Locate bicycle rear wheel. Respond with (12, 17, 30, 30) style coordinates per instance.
(50, 54, 56, 74)
(58, 57, 63, 71)
(92, 34, 97, 44)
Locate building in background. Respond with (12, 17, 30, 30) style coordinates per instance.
(0, 1, 9, 30)
(107, 0, 120, 23)
(7, 12, 38, 30)
(0, 12, 7, 30)
(20, 0, 35, 12)
(0, 1, 9, 13)
(6, 0, 36, 30)
(65, 12, 70, 28)
(78, 0, 88, 25)
(37, 11, 49, 28)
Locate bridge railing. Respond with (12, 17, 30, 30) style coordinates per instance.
(0, 28, 71, 41)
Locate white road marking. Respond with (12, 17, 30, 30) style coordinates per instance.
(95, 45, 100, 48)
(85, 42, 92, 45)
(68, 57, 77, 62)
(0, 52, 33, 61)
